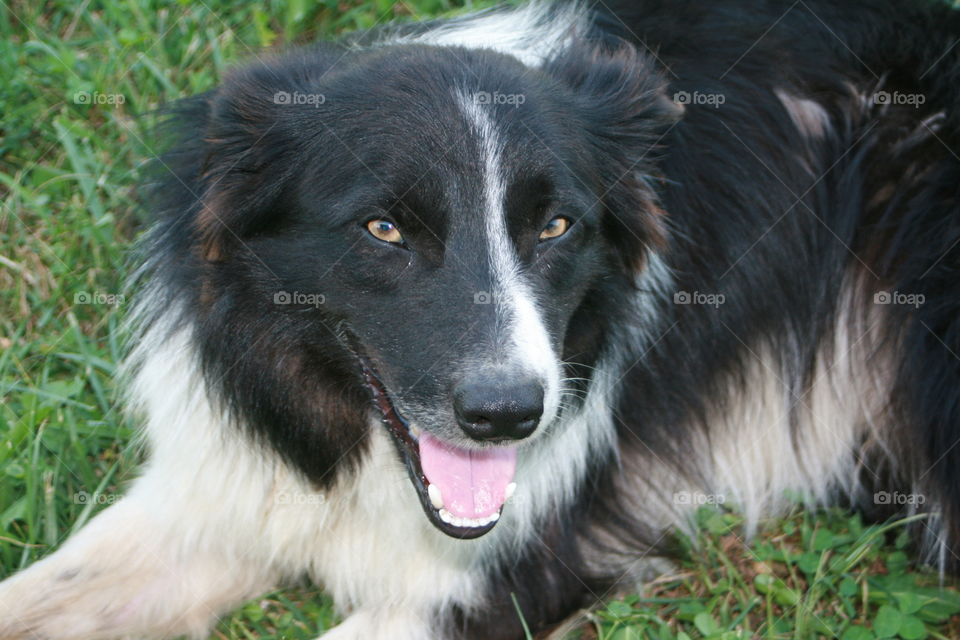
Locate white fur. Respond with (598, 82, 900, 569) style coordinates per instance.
(706, 312, 889, 535)
(0, 4, 902, 639)
(391, 2, 587, 68)
(626, 252, 676, 349)
(0, 9, 612, 639)
(0, 298, 625, 639)
(586, 284, 897, 586)
(0, 323, 492, 639)
(775, 89, 832, 139)
(124, 326, 505, 635)
(0, 250, 892, 640)
(453, 90, 563, 427)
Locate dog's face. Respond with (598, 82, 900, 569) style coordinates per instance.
(160, 43, 679, 537)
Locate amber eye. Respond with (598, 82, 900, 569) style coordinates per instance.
(538, 216, 570, 241)
(366, 219, 404, 245)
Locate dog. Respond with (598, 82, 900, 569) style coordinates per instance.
(2, 0, 960, 637)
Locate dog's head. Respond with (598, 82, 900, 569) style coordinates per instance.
(149, 40, 679, 537)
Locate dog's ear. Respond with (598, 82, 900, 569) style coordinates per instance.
(190, 65, 307, 262)
(544, 43, 683, 272)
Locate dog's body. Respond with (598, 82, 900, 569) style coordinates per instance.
(3, 0, 960, 638)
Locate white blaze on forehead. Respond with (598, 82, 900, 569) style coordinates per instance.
(454, 90, 561, 422)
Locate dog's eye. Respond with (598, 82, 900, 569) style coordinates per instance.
(538, 216, 570, 241)
(366, 219, 404, 245)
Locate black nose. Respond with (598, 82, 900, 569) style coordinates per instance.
(454, 372, 544, 442)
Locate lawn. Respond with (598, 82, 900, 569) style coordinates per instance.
(1, 1, 959, 638)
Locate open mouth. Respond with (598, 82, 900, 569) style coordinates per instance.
(359, 362, 517, 539)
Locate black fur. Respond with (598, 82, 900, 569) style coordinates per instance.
(471, 0, 960, 633)
(136, 0, 960, 636)
(140, 37, 678, 489)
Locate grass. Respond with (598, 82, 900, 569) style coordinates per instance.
(1, 0, 959, 638)
(583, 509, 960, 640)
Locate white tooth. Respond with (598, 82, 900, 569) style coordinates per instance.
(504, 482, 517, 501)
(428, 484, 444, 509)
(410, 424, 421, 437)
(437, 508, 500, 528)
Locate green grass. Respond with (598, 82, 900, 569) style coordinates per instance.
(1, 1, 959, 638)
(583, 509, 960, 640)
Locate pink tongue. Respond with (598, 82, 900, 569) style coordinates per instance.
(419, 433, 517, 519)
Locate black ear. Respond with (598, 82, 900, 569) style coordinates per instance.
(545, 42, 683, 272)
(191, 66, 305, 262)
(181, 44, 347, 263)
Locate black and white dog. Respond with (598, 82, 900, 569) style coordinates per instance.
(3, 0, 960, 637)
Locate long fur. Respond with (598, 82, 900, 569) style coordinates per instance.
(2, 1, 960, 638)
